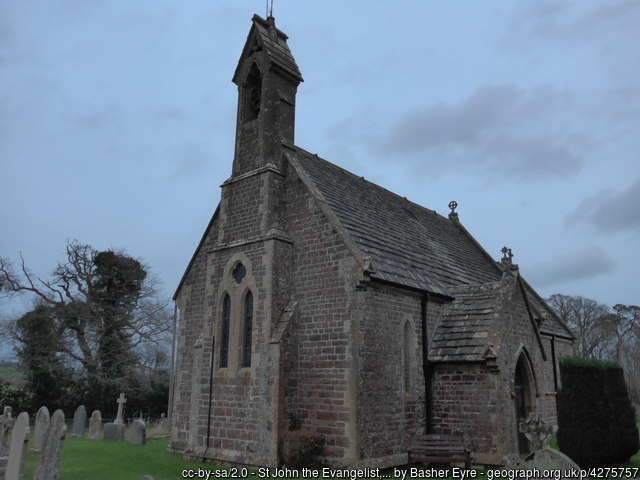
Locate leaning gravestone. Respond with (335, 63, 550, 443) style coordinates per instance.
(5, 411, 30, 480)
(70, 405, 87, 438)
(88, 410, 102, 440)
(129, 419, 146, 446)
(33, 406, 51, 451)
(34, 409, 67, 480)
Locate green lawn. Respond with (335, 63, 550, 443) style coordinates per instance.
(23, 438, 219, 480)
(19, 434, 640, 480)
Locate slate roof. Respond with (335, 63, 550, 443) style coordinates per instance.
(233, 15, 303, 84)
(428, 283, 501, 362)
(286, 146, 574, 345)
(287, 147, 504, 296)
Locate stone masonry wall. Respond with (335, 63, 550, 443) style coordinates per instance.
(494, 276, 549, 461)
(170, 212, 220, 454)
(358, 283, 423, 463)
(219, 173, 265, 246)
(171, 166, 292, 466)
(281, 171, 359, 464)
(540, 335, 573, 427)
(199, 242, 277, 466)
(430, 363, 501, 464)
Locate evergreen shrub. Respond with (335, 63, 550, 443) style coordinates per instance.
(557, 357, 639, 467)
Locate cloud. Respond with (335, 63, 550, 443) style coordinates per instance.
(566, 178, 640, 234)
(506, 0, 640, 44)
(357, 84, 587, 181)
(525, 245, 616, 287)
(167, 143, 215, 180)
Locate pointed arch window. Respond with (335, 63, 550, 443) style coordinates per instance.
(220, 294, 231, 368)
(243, 63, 262, 123)
(403, 321, 412, 392)
(242, 291, 254, 368)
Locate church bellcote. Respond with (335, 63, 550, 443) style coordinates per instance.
(231, 15, 303, 177)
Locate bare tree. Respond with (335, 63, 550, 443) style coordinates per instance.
(547, 294, 613, 360)
(548, 294, 640, 402)
(0, 240, 172, 380)
(608, 304, 640, 402)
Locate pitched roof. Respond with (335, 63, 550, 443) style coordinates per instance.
(233, 15, 303, 84)
(287, 146, 504, 296)
(286, 146, 574, 346)
(428, 283, 501, 362)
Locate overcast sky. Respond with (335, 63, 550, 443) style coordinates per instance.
(2, 1, 639, 345)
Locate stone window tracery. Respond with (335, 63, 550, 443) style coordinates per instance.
(216, 255, 256, 373)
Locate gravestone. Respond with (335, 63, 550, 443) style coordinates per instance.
(104, 393, 127, 442)
(115, 393, 126, 424)
(34, 409, 67, 480)
(33, 406, 50, 451)
(88, 410, 102, 440)
(138, 476, 155, 480)
(128, 419, 146, 446)
(5, 411, 30, 480)
(159, 413, 170, 434)
(70, 405, 87, 438)
(0, 407, 14, 455)
(103, 423, 125, 442)
(0, 407, 13, 478)
(519, 413, 554, 451)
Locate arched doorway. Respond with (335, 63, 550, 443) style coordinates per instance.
(514, 354, 533, 455)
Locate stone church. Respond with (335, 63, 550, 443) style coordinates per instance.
(169, 14, 574, 467)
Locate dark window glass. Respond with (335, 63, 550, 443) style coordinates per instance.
(403, 322, 411, 391)
(232, 263, 246, 284)
(242, 291, 254, 368)
(220, 294, 231, 368)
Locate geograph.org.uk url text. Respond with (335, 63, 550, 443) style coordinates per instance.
(180, 466, 640, 480)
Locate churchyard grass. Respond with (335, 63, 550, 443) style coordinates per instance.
(22, 438, 215, 480)
(17, 432, 640, 480)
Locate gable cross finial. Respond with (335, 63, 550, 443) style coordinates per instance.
(267, 0, 274, 18)
(448, 200, 459, 220)
(500, 246, 515, 269)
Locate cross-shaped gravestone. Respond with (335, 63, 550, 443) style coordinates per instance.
(115, 393, 127, 424)
(519, 413, 554, 451)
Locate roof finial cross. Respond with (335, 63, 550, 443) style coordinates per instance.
(501, 246, 513, 260)
(267, 0, 274, 18)
(448, 200, 459, 220)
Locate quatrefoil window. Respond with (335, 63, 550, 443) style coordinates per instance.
(232, 263, 246, 284)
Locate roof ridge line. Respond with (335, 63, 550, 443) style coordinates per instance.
(288, 145, 447, 222)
